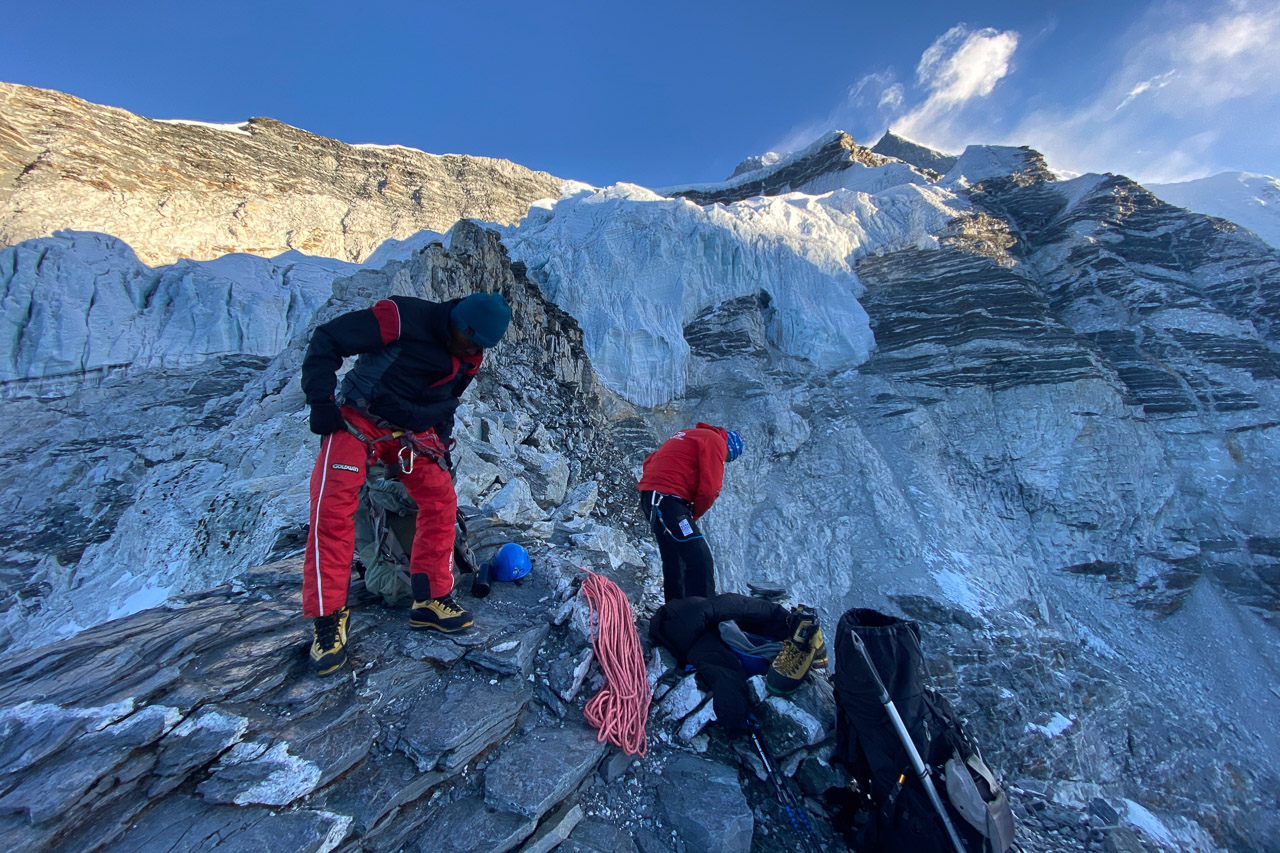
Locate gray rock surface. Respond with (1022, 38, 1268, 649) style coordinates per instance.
(484, 723, 609, 818)
(655, 756, 753, 853)
(0, 82, 568, 265)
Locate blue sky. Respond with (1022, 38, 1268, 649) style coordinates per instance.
(3, 0, 1276, 187)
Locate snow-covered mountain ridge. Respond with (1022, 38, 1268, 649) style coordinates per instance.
(1149, 171, 1280, 250)
(2, 86, 1279, 851)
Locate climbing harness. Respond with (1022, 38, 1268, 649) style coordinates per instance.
(580, 570, 650, 756)
(644, 491, 702, 542)
(344, 418, 453, 474)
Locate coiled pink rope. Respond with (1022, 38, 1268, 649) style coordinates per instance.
(580, 570, 650, 756)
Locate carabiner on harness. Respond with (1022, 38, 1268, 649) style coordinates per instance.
(397, 441, 415, 475)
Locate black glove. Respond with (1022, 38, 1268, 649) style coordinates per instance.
(309, 402, 346, 435)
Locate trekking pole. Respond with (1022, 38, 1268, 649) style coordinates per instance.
(848, 631, 969, 853)
(749, 731, 825, 853)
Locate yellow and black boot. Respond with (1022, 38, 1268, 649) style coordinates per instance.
(766, 610, 819, 695)
(310, 607, 350, 676)
(409, 593, 473, 633)
(810, 624, 828, 669)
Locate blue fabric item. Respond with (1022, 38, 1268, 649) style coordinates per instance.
(451, 292, 511, 348)
(729, 644, 772, 677)
(494, 542, 532, 581)
(725, 430, 744, 462)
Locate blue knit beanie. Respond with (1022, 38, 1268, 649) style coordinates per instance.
(725, 430, 744, 462)
(451, 292, 512, 348)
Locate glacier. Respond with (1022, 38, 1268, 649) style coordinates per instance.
(1, 231, 356, 384)
(497, 177, 964, 406)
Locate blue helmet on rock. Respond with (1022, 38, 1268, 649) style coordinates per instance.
(725, 430, 744, 463)
(494, 543, 532, 582)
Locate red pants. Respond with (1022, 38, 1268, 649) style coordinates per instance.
(302, 407, 456, 618)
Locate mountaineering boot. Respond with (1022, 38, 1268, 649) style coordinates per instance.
(410, 593, 474, 633)
(789, 605, 827, 668)
(810, 625, 828, 669)
(310, 607, 350, 676)
(766, 609, 819, 695)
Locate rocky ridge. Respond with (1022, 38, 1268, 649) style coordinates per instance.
(662, 132, 915, 206)
(0, 83, 568, 265)
(870, 130, 958, 175)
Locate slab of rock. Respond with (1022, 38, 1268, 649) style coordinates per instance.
(517, 801, 584, 853)
(95, 797, 352, 853)
(398, 632, 468, 666)
(516, 446, 570, 508)
(0, 703, 180, 824)
(197, 740, 321, 807)
(469, 624, 550, 678)
(408, 795, 536, 853)
(483, 479, 545, 526)
(551, 481, 599, 522)
(198, 704, 376, 806)
(454, 444, 506, 506)
(397, 678, 531, 772)
(562, 817, 639, 853)
(307, 748, 443, 837)
(484, 723, 609, 819)
(678, 701, 719, 741)
(568, 523, 644, 569)
(658, 675, 706, 721)
(149, 706, 250, 796)
(758, 696, 826, 755)
(655, 756, 753, 853)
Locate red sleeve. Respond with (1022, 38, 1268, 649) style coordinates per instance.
(371, 299, 402, 345)
(691, 434, 726, 520)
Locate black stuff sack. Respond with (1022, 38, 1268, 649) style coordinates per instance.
(830, 608, 1015, 853)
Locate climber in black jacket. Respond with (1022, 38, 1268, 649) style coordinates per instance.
(299, 291, 511, 675)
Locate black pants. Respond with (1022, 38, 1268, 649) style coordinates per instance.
(640, 490, 715, 602)
(649, 594, 791, 736)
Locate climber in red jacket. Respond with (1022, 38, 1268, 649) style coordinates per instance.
(637, 423, 744, 602)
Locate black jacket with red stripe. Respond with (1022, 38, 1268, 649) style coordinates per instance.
(300, 296, 480, 439)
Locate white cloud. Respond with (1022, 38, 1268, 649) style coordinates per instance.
(878, 83, 905, 112)
(1116, 71, 1177, 111)
(773, 0, 1277, 184)
(771, 25, 1018, 157)
(773, 69, 905, 153)
(1012, 0, 1280, 182)
(894, 26, 1019, 146)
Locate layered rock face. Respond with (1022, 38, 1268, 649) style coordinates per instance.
(657, 161, 1280, 852)
(0, 83, 566, 265)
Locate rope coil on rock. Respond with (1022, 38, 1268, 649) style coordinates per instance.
(580, 570, 650, 756)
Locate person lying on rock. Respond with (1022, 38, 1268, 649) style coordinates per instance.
(299, 290, 512, 675)
(638, 423, 743, 602)
(648, 593, 826, 738)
